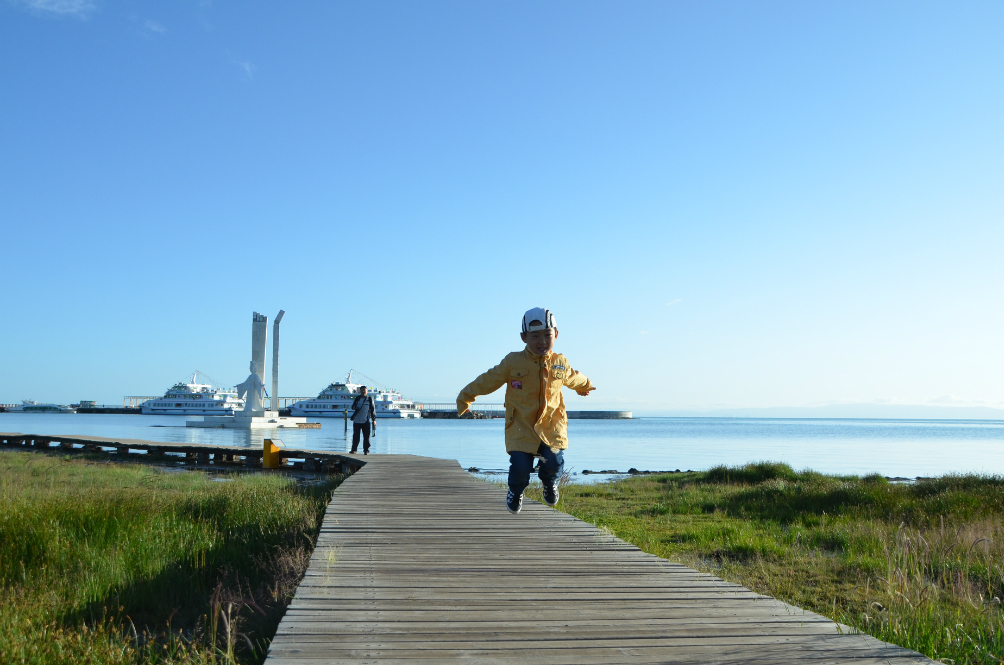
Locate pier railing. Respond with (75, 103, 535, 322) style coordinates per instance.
(125, 396, 315, 409)
(270, 397, 315, 410)
(123, 396, 160, 407)
(419, 402, 504, 414)
(118, 397, 507, 415)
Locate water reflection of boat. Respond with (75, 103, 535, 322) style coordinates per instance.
(289, 370, 421, 419)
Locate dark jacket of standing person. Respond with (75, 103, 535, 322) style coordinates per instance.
(352, 393, 376, 423)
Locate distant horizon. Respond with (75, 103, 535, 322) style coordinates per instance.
(4, 396, 1004, 422)
(632, 403, 1004, 420)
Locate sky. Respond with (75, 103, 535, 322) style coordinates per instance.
(1, 1, 1002, 414)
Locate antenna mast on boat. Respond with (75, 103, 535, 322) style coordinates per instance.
(346, 369, 389, 391)
(180, 370, 225, 389)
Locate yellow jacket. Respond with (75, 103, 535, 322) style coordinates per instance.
(457, 348, 593, 454)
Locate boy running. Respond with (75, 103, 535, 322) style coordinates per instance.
(457, 307, 595, 514)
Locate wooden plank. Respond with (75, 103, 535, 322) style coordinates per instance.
(265, 646, 929, 664)
(265, 659, 926, 665)
(266, 635, 914, 650)
(275, 625, 852, 641)
(263, 454, 933, 663)
(275, 618, 841, 631)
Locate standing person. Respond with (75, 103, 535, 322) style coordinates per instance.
(457, 307, 595, 514)
(350, 385, 377, 454)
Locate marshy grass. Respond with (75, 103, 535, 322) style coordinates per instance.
(0, 450, 343, 664)
(554, 461, 1004, 664)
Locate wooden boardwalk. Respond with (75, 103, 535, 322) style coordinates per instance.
(0, 432, 361, 474)
(268, 454, 933, 664)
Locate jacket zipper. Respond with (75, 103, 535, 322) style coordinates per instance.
(536, 355, 546, 426)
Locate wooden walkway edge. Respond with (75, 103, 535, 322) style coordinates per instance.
(267, 454, 934, 664)
(0, 432, 362, 474)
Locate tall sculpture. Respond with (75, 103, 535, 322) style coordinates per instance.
(251, 312, 268, 386)
(271, 310, 285, 412)
(186, 309, 306, 429)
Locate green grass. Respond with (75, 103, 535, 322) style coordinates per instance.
(0, 450, 343, 665)
(535, 462, 1004, 664)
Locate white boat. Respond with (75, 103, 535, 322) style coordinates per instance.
(8, 400, 76, 414)
(289, 370, 421, 419)
(140, 371, 245, 416)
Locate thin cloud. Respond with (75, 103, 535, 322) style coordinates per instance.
(227, 50, 254, 80)
(666, 299, 682, 306)
(13, 0, 95, 17)
(144, 19, 166, 34)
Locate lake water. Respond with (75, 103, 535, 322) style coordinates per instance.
(2, 414, 1002, 481)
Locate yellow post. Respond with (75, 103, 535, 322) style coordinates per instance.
(263, 438, 284, 469)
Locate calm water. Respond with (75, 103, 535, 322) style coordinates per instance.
(2, 413, 1002, 481)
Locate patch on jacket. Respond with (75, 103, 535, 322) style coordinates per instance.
(551, 364, 566, 371)
(511, 380, 523, 389)
(553, 371, 565, 380)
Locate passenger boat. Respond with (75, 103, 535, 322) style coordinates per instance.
(289, 370, 421, 419)
(140, 371, 245, 415)
(8, 400, 76, 413)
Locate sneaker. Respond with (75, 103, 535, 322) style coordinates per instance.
(506, 489, 523, 514)
(542, 482, 559, 507)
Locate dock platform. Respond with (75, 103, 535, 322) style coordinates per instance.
(267, 454, 932, 664)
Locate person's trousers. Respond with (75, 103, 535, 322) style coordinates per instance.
(351, 422, 371, 453)
(508, 443, 564, 496)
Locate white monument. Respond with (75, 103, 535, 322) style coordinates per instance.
(188, 310, 306, 429)
(236, 360, 267, 415)
(271, 309, 285, 413)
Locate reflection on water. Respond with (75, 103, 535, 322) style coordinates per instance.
(2, 414, 1003, 481)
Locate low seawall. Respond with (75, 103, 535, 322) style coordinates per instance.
(422, 411, 494, 419)
(421, 409, 631, 419)
(567, 410, 632, 419)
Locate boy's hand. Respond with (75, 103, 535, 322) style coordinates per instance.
(576, 386, 596, 396)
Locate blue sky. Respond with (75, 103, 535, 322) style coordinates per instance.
(1, 1, 1002, 413)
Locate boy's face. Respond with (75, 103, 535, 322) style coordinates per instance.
(521, 323, 559, 356)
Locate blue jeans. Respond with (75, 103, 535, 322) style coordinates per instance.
(508, 443, 564, 496)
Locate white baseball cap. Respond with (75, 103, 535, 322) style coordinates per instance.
(522, 307, 556, 333)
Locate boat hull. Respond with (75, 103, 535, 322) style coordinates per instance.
(141, 407, 238, 416)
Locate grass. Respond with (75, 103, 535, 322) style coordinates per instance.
(0, 450, 343, 665)
(531, 462, 1004, 665)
